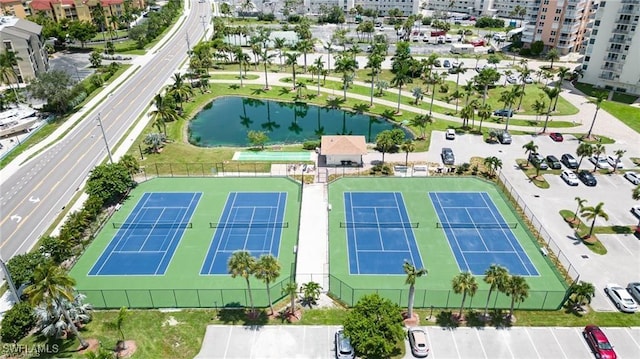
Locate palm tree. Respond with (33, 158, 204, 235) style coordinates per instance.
(323, 39, 334, 72)
(409, 114, 433, 140)
(427, 72, 443, 115)
(592, 144, 606, 172)
(282, 281, 298, 318)
(573, 197, 587, 222)
(259, 48, 275, 89)
(312, 57, 324, 96)
(556, 66, 570, 85)
(403, 261, 427, 320)
(169, 73, 193, 112)
(273, 37, 287, 69)
(483, 156, 502, 177)
(611, 149, 626, 173)
(452, 271, 478, 318)
(228, 251, 257, 311)
(112, 307, 129, 350)
(0, 49, 22, 102)
(476, 103, 492, 131)
(301, 281, 322, 306)
(149, 94, 180, 136)
(633, 185, 640, 201)
(576, 143, 593, 170)
(411, 87, 424, 105)
(233, 47, 247, 87)
(516, 66, 533, 110)
(460, 104, 474, 129)
(452, 63, 467, 112)
(532, 95, 546, 122)
(504, 275, 529, 319)
(585, 91, 607, 140)
(401, 140, 415, 167)
(254, 254, 281, 315)
(334, 53, 358, 101)
(284, 52, 300, 89)
(483, 265, 509, 318)
(522, 141, 538, 167)
(546, 48, 560, 69)
(567, 281, 595, 312)
(475, 68, 500, 105)
(499, 87, 519, 131)
(391, 62, 412, 113)
(366, 53, 383, 106)
(541, 86, 560, 133)
(24, 264, 89, 349)
(580, 202, 608, 238)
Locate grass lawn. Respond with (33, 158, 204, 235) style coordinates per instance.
(573, 82, 640, 134)
(209, 74, 260, 80)
(559, 210, 607, 255)
(515, 159, 551, 189)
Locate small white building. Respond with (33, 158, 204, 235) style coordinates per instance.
(320, 135, 367, 166)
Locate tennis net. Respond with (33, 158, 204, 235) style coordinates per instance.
(113, 222, 192, 229)
(209, 222, 289, 228)
(436, 222, 518, 229)
(340, 222, 419, 228)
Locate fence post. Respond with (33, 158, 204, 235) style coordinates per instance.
(125, 290, 132, 308)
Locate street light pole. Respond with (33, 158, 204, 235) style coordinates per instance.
(186, 33, 191, 54)
(0, 254, 20, 303)
(97, 113, 114, 164)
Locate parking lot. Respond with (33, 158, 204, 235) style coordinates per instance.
(194, 325, 640, 358)
(428, 131, 640, 311)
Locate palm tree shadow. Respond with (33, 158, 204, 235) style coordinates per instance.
(251, 88, 267, 96)
(29, 336, 76, 357)
(278, 87, 291, 96)
(435, 310, 459, 328)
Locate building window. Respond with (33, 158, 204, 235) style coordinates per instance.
(594, 20, 600, 26)
(556, 8, 562, 14)
(541, 15, 546, 19)
(3, 41, 12, 50)
(585, 56, 590, 61)
(589, 38, 595, 44)
(549, 38, 555, 43)
(554, 16, 560, 21)
(600, 1, 605, 7)
(551, 31, 556, 35)
(542, 7, 547, 12)
(537, 29, 543, 34)
(543, 0, 549, 4)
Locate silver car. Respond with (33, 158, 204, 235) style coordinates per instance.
(408, 328, 429, 357)
(335, 330, 355, 359)
(628, 282, 640, 303)
(605, 283, 638, 313)
(561, 170, 579, 186)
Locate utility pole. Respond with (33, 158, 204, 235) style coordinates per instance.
(97, 113, 114, 164)
(0, 255, 20, 303)
(186, 33, 191, 54)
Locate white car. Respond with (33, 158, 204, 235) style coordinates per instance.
(506, 75, 518, 84)
(605, 283, 638, 313)
(632, 205, 640, 218)
(589, 156, 611, 169)
(524, 76, 534, 84)
(561, 170, 579, 186)
(624, 171, 640, 184)
(445, 128, 456, 140)
(606, 156, 623, 169)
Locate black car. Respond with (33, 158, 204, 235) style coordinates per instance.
(546, 155, 561, 169)
(578, 170, 597, 186)
(561, 153, 579, 169)
(493, 109, 514, 117)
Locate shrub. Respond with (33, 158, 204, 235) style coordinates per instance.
(422, 17, 432, 26)
(475, 17, 505, 28)
(6, 252, 48, 288)
(0, 302, 37, 343)
(302, 140, 320, 150)
(519, 48, 532, 56)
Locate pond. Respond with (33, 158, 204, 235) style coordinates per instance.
(188, 97, 411, 147)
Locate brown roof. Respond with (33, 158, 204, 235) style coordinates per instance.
(320, 136, 367, 155)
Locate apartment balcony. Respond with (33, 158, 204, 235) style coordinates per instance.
(612, 27, 630, 34)
(599, 72, 617, 80)
(600, 64, 622, 72)
(607, 47, 625, 54)
(621, 0, 640, 4)
(561, 23, 580, 34)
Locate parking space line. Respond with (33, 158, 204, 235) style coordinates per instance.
(448, 328, 462, 359)
(500, 330, 516, 358)
(250, 328, 258, 359)
(613, 236, 634, 255)
(223, 326, 233, 359)
(523, 328, 540, 358)
(550, 328, 569, 359)
(574, 327, 593, 353)
(624, 327, 640, 347)
(474, 329, 488, 358)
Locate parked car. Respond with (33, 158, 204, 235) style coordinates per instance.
(335, 330, 355, 359)
(528, 153, 548, 170)
(583, 325, 617, 359)
(627, 282, 640, 303)
(497, 131, 512, 144)
(493, 109, 514, 117)
(624, 171, 640, 184)
(407, 328, 430, 358)
(589, 156, 611, 169)
(578, 170, 597, 186)
(524, 76, 534, 84)
(605, 283, 638, 313)
(549, 132, 564, 142)
(506, 75, 517, 84)
(561, 153, 579, 169)
(632, 205, 640, 218)
(451, 61, 459, 67)
(561, 170, 579, 186)
(606, 156, 624, 169)
(445, 128, 456, 140)
(441, 147, 455, 165)
(433, 59, 442, 67)
(443, 59, 451, 67)
(546, 155, 561, 169)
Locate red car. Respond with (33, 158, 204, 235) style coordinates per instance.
(549, 132, 564, 142)
(583, 325, 617, 359)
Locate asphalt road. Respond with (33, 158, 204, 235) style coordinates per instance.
(0, 1, 209, 262)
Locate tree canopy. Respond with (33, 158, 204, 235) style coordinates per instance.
(27, 70, 74, 114)
(86, 163, 135, 206)
(343, 294, 404, 359)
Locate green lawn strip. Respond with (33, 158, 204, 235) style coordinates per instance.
(592, 225, 636, 235)
(514, 159, 551, 189)
(558, 210, 607, 255)
(90, 30, 129, 42)
(573, 82, 640, 133)
(579, 135, 616, 144)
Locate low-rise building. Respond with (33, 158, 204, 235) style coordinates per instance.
(320, 135, 367, 167)
(0, 16, 48, 84)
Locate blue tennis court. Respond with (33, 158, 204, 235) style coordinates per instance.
(89, 192, 201, 276)
(429, 192, 538, 276)
(344, 192, 423, 275)
(200, 192, 287, 275)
